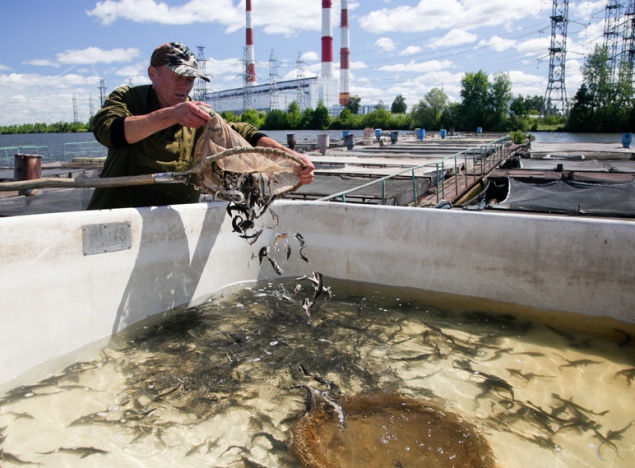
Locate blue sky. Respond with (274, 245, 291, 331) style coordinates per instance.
(0, 0, 612, 125)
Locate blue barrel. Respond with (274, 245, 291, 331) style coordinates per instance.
(390, 131, 399, 144)
(343, 130, 351, 139)
(344, 133, 355, 150)
(622, 132, 633, 149)
(418, 128, 426, 140)
(440, 129, 447, 139)
(375, 128, 382, 142)
(476, 127, 483, 135)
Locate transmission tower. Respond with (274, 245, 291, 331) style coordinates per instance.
(72, 94, 79, 123)
(89, 94, 94, 118)
(618, 1, 635, 95)
(269, 50, 280, 110)
(604, 0, 623, 84)
(194, 46, 210, 102)
(295, 52, 306, 110)
(98, 79, 108, 107)
(242, 47, 254, 111)
(542, 0, 570, 116)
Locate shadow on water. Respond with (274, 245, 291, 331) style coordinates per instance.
(110, 205, 222, 335)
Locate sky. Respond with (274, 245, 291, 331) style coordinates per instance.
(0, 0, 615, 126)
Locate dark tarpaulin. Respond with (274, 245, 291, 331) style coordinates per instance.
(491, 178, 635, 217)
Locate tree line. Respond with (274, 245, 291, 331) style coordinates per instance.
(0, 121, 89, 135)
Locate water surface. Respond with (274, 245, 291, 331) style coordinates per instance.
(0, 278, 633, 467)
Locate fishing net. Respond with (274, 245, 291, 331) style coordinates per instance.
(291, 392, 496, 468)
(192, 111, 305, 203)
(191, 110, 306, 243)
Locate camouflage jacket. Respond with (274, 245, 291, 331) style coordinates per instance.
(87, 85, 264, 210)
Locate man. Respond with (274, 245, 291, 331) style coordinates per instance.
(87, 41, 314, 210)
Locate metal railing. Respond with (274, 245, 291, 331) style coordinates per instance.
(316, 136, 512, 206)
(62, 141, 105, 160)
(0, 146, 50, 166)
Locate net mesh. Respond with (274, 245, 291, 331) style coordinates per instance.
(492, 178, 635, 217)
(192, 111, 304, 201)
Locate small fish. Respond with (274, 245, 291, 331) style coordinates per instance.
(0, 449, 38, 465)
(284, 242, 291, 260)
(273, 233, 288, 250)
(555, 354, 602, 369)
(268, 209, 279, 227)
(258, 246, 269, 265)
(268, 257, 284, 275)
(38, 446, 108, 459)
(299, 245, 309, 263)
(241, 228, 263, 245)
(295, 232, 305, 247)
(613, 328, 632, 348)
(614, 367, 635, 385)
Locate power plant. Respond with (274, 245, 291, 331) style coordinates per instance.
(203, 0, 347, 115)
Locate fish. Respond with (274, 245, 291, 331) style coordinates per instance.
(38, 446, 108, 459)
(0, 449, 39, 465)
(284, 242, 291, 260)
(614, 367, 635, 385)
(295, 233, 310, 262)
(241, 228, 263, 245)
(613, 328, 632, 347)
(273, 233, 288, 250)
(258, 246, 269, 265)
(555, 354, 602, 369)
(299, 245, 309, 263)
(268, 257, 284, 275)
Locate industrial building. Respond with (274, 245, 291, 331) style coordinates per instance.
(202, 0, 349, 115)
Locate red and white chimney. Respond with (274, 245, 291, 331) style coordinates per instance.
(339, 0, 350, 106)
(321, 0, 333, 78)
(245, 0, 256, 85)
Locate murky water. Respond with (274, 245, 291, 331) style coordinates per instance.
(1, 278, 633, 467)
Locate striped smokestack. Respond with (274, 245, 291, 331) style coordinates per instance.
(245, 0, 256, 85)
(339, 0, 350, 106)
(321, 0, 333, 78)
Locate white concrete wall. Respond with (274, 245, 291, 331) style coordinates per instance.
(1, 201, 633, 388)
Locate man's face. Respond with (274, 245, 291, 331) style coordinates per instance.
(148, 65, 196, 108)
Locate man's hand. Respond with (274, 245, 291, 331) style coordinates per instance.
(123, 101, 211, 144)
(171, 101, 211, 129)
(256, 136, 315, 185)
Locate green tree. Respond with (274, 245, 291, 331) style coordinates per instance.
(263, 109, 289, 130)
(390, 94, 407, 114)
(240, 109, 264, 128)
(345, 95, 361, 114)
(459, 70, 490, 131)
(488, 73, 512, 130)
(411, 88, 448, 129)
(287, 101, 302, 129)
(311, 101, 331, 129)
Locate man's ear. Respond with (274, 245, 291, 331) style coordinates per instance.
(148, 65, 156, 81)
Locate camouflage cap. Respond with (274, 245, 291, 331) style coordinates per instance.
(150, 42, 210, 82)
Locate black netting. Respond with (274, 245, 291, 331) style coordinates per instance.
(491, 178, 635, 217)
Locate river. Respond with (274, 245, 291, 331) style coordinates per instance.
(0, 130, 626, 166)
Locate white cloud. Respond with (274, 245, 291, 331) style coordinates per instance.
(359, 0, 540, 34)
(376, 37, 396, 52)
(479, 35, 517, 52)
(86, 0, 324, 36)
(400, 46, 422, 56)
(301, 51, 320, 62)
(56, 47, 140, 65)
(23, 59, 59, 68)
(379, 59, 452, 73)
(429, 29, 478, 49)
